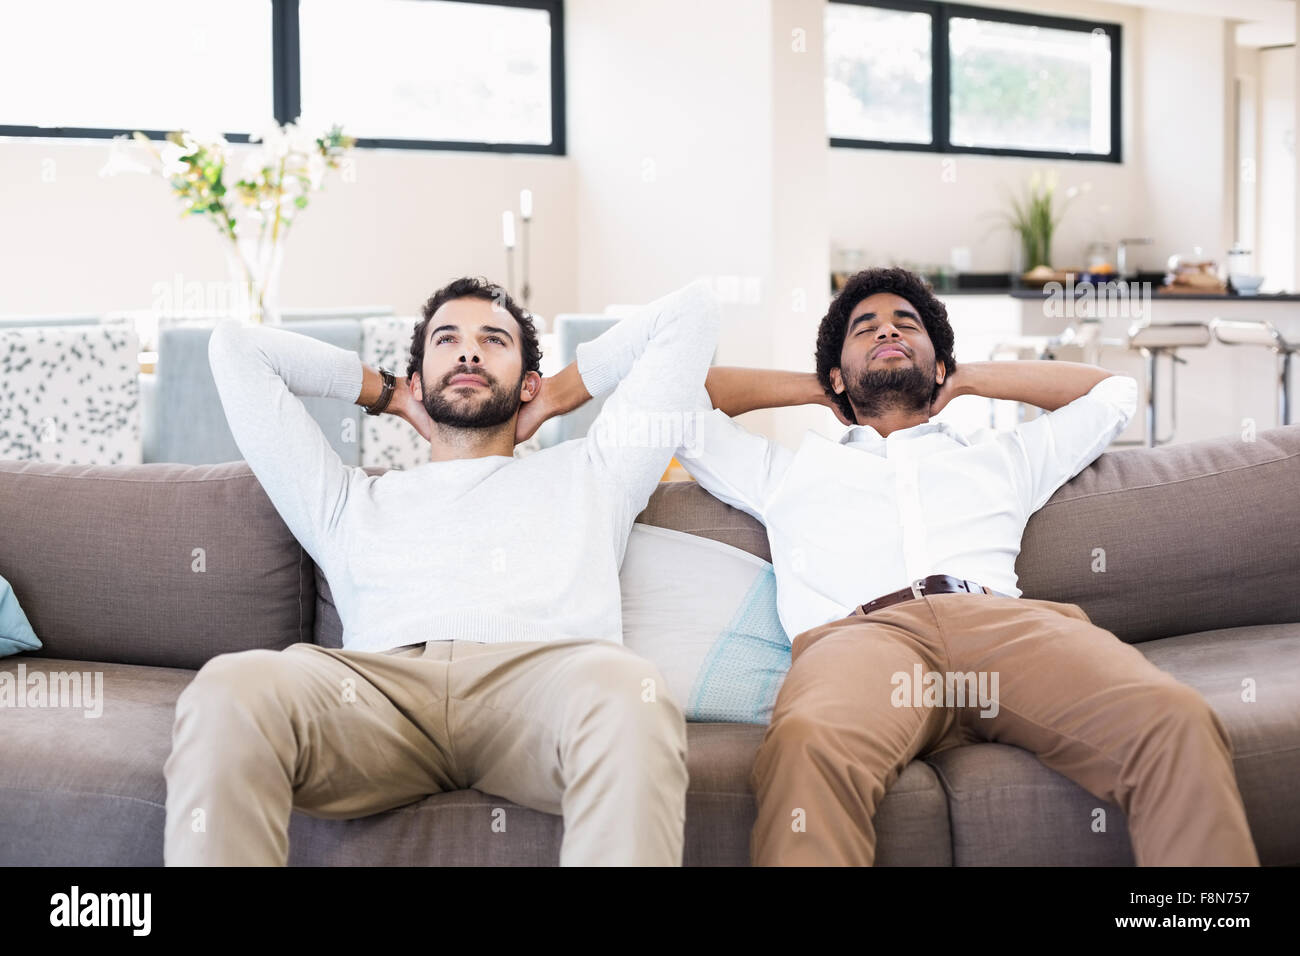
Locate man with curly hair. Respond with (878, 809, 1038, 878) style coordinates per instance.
(677, 266, 1258, 867)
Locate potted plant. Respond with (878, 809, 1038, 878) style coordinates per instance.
(994, 169, 1089, 277)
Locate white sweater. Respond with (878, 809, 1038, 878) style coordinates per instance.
(208, 281, 720, 653)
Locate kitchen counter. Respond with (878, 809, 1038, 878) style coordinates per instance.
(927, 288, 1298, 447)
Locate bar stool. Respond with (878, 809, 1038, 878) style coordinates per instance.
(986, 334, 1057, 429)
(1209, 318, 1295, 427)
(1126, 321, 1212, 447)
(986, 324, 1102, 429)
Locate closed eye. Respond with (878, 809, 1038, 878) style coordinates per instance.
(858, 324, 916, 334)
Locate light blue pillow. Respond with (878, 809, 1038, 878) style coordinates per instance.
(620, 525, 791, 724)
(0, 574, 41, 657)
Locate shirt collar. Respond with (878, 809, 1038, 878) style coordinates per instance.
(838, 419, 972, 448)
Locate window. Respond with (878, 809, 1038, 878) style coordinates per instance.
(0, 0, 565, 153)
(826, 1, 1120, 162)
(825, 3, 932, 145)
(0, 0, 273, 135)
(297, 0, 560, 150)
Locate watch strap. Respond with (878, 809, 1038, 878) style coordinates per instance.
(365, 367, 396, 416)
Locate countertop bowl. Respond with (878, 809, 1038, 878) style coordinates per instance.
(1230, 274, 1265, 295)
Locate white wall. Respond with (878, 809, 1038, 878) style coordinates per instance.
(566, 0, 843, 445)
(0, 139, 577, 322)
(1256, 45, 1295, 291)
(1138, 8, 1233, 263)
(769, 0, 835, 444)
(1253, 45, 1294, 291)
(566, 0, 772, 349)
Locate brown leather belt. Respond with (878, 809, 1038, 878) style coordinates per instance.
(853, 574, 1009, 617)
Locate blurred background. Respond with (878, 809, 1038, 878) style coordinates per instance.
(3, 0, 1299, 468)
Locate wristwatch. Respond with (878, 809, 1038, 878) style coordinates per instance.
(365, 366, 396, 416)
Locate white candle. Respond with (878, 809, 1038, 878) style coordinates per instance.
(519, 188, 533, 220)
(502, 211, 516, 249)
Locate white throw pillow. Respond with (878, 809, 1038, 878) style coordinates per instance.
(620, 524, 791, 724)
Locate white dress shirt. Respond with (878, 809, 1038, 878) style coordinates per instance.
(676, 374, 1139, 641)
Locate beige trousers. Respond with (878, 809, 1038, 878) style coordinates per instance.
(164, 637, 688, 866)
(751, 592, 1260, 866)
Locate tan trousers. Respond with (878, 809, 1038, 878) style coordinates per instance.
(164, 637, 688, 866)
(751, 592, 1260, 866)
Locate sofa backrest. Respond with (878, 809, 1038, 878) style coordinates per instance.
(1016, 423, 1300, 641)
(4, 423, 1298, 669)
(0, 460, 314, 668)
(316, 426, 1300, 646)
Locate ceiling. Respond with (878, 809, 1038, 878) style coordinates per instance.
(1095, 0, 1295, 46)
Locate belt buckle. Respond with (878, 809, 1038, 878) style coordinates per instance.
(909, 577, 926, 600)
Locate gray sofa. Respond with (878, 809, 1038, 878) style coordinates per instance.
(2, 424, 1298, 865)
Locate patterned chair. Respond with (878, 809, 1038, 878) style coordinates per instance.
(0, 324, 141, 465)
(547, 315, 621, 445)
(360, 316, 428, 470)
(142, 318, 363, 465)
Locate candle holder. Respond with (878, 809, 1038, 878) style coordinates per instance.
(519, 189, 533, 310)
(521, 217, 531, 310)
(502, 210, 517, 296)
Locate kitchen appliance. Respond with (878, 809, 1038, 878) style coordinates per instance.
(1117, 237, 1154, 280)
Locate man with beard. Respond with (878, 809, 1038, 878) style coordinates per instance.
(675, 266, 1259, 867)
(164, 276, 719, 866)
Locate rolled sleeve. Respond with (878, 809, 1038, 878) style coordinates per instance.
(580, 280, 721, 524)
(675, 387, 794, 525)
(1085, 372, 1140, 425)
(208, 320, 363, 561)
(1010, 373, 1138, 514)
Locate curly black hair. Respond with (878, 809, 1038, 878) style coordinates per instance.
(815, 267, 957, 421)
(406, 277, 542, 383)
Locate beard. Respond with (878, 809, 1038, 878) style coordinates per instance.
(423, 367, 522, 429)
(843, 357, 937, 419)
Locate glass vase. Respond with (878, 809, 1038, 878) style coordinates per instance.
(224, 234, 284, 325)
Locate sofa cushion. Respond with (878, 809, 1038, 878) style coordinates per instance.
(925, 743, 1136, 865)
(0, 654, 950, 866)
(0, 657, 185, 865)
(0, 460, 316, 668)
(0, 572, 41, 657)
(1136, 621, 1300, 865)
(1017, 424, 1300, 643)
(925, 621, 1300, 866)
(620, 524, 789, 724)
